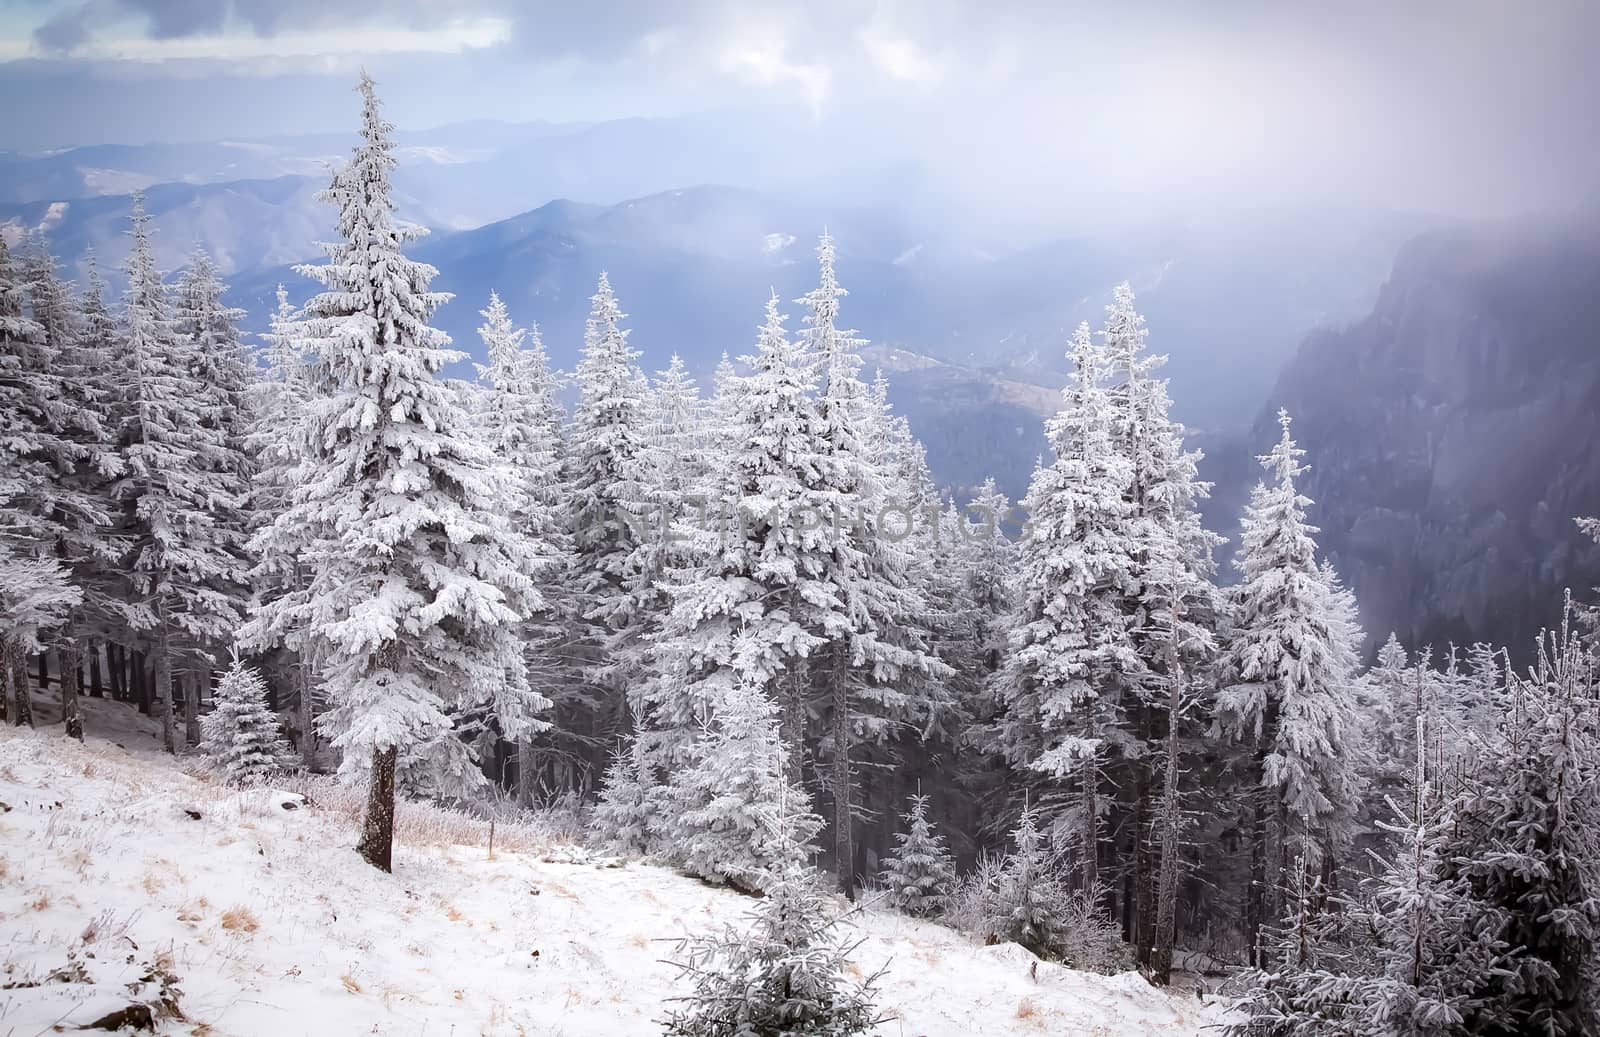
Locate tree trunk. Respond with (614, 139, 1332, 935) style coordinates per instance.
(1245, 790, 1269, 967)
(1149, 615, 1185, 986)
(183, 670, 202, 748)
(9, 638, 32, 728)
(1131, 704, 1155, 966)
(516, 738, 534, 807)
(107, 643, 124, 702)
(781, 656, 806, 789)
(133, 649, 151, 715)
(357, 746, 399, 872)
(36, 651, 49, 690)
(0, 639, 11, 725)
(298, 658, 317, 769)
(89, 643, 103, 699)
(1079, 746, 1099, 893)
(154, 641, 175, 754)
(830, 640, 854, 900)
(57, 647, 84, 742)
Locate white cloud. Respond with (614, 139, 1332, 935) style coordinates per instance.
(30, 17, 513, 62)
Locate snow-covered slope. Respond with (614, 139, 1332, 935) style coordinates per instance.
(0, 713, 1226, 1035)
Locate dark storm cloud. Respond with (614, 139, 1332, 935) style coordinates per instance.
(121, 0, 225, 38)
(31, 1, 94, 52)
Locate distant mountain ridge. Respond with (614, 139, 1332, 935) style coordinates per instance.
(1237, 213, 1600, 656)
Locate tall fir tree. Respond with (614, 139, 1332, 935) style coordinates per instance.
(239, 74, 548, 870)
(650, 295, 829, 781)
(1216, 409, 1360, 959)
(14, 240, 121, 737)
(993, 321, 1139, 893)
(566, 272, 650, 774)
(114, 194, 244, 753)
(799, 233, 951, 898)
(471, 291, 569, 799)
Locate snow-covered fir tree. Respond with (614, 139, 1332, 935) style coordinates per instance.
(114, 194, 245, 754)
(663, 792, 881, 1037)
(9, 240, 120, 737)
(171, 247, 254, 745)
(879, 791, 956, 916)
(649, 295, 831, 783)
(199, 654, 295, 785)
(667, 679, 821, 892)
(1216, 409, 1360, 957)
(239, 74, 548, 870)
(798, 233, 951, 898)
(471, 292, 575, 801)
(590, 704, 659, 857)
(566, 272, 650, 753)
(992, 321, 1137, 890)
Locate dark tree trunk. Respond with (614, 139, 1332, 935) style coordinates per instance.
(107, 643, 124, 702)
(183, 670, 202, 748)
(36, 651, 49, 690)
(58, 647, 84, 742)
(133, 649, 151, 715)
(298, 658, 316, 769)
(1149, 615, 1185, 987)
(781, 656, 806, 790)
(9, 639, 32, 728)
(1080, 748, 1099, 893)
(516, 738, 533, 806)
(1246, 790, 1269, 967)
(89, 643, 104, 699)
(830, 641, 854, 900)
(357, 746, 399, 872)
(154, 642, 175, 754)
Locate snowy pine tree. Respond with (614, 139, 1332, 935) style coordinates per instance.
(879, 792, 956, 916)
(114, 194, 245, 753)
(591, 704, 659, 857)
(663, 793, 881, 1037)
(799, 234, 951, 898)
(199, 654, 295, 785)
(649, 295, 831, 782)
(993, 321, 1138, 890)
(1217, 409, 1361, 959)
(471, 292, 573, 801)
(667, 680, 821, 892)
(239, 74, 547, 870)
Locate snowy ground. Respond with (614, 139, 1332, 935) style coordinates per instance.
(0, 700, 1228, 1036)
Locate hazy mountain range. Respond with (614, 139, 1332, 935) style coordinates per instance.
(10, 114, 1594, 652)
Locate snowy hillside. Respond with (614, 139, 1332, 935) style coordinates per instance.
(0, 712, 1226, 1036)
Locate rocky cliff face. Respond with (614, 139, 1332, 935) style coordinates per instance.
(1242, 216, 1600, 656)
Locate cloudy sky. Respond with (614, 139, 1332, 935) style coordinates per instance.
(2, 0, 1597, 220)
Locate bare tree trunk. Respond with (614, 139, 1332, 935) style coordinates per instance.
(516, 738, 534, 807)
(1079, 745, 1099, 893)
(133, 648, 151, 715)
(830, 640, 854, 900)
(357, 746, 399, 872)
(1132, 703, 1155, 966)
(107, 643, 124, 702)
(1246, 789, 1269, 966)
(9, 638, 32, 728)
(58, 646, 84, 742)
(36, 651, 49, 690)
(89, 643, 103, 699)
(183, 670, 202, 748)
(782, 656, 806, 789)
(154, 638, 175, 754)
(1150, 614, 1185, 986)
(297, 659, 317, 769)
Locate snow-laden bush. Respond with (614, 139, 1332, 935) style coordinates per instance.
(947, 808, 1130, 973)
